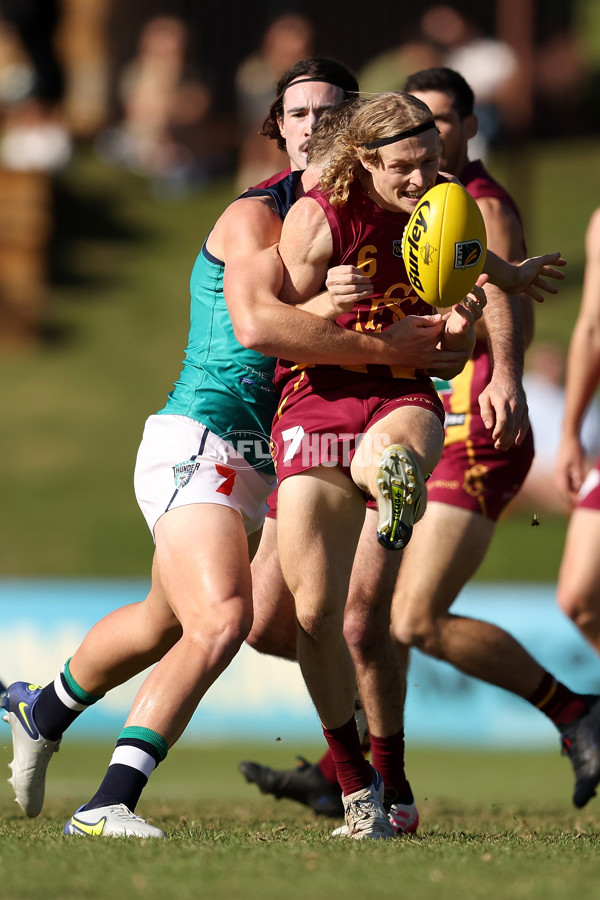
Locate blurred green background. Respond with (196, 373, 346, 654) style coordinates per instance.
(1, 138, 598, 581)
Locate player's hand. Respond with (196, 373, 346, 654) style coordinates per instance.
(325, 264, 373, 315)
(381, 315, 476, 378)
(554, 432, 586, 504)
(381, 313, 455, 368)
(479, 375, 530, 450)
(450, 277, 488, 332)
(510, 251, 567, 303)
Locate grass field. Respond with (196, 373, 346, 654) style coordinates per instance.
(1, 138, 600, 578)
(1, 740, 599, 900)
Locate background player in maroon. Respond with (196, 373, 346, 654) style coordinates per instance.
(390, 68, 600, 812)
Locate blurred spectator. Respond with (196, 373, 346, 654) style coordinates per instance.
(358, 39, 440, 96)
(55, 0, 112, 142)
(97, 15, 218, 193)
(0, 0, 71, 171)
(533, 29, 591, 135)
(420, 5, 519, 159)
(0, 0, 67, 346)
(513, 341, 600, 515)
(234, 13, 315, 190)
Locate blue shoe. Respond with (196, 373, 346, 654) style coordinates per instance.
(1, 681, 60, 817)
(64, 803, 165, 838)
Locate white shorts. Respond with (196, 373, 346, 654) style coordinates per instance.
(134, 414, 276, 538)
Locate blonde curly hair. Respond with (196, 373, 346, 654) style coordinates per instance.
(319, 91, 436, 206)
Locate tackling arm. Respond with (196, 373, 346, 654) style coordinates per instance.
(222, 195, 476, 372)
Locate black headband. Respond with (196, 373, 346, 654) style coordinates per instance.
(282, 77, 352, 94)
(362, 119, 436, 150)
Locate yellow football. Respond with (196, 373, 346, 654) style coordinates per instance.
(402, 181, 487, 308)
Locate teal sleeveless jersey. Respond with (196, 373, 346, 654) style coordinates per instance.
(158, 243, 277, 474)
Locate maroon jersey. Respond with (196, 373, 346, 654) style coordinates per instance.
(272, 178, 445, 490)
(276, 179, 441, 387)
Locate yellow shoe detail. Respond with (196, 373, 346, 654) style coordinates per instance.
(18, 702, 34, 735)
(70, 814, 106, 836)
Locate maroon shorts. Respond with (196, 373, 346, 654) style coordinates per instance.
(427, 341, 535, 521)
(578, 459, 600, 511)
(427, 425, 534, 521)
(271, 368, 444, 489)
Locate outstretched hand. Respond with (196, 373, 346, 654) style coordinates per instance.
(511, 251, 567, 303)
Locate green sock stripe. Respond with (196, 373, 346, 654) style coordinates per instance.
(63, 658, 105, 705)
(119, 726, 169, 761)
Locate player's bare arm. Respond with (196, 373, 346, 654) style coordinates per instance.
(476, 195, 534, 346)
(476, 195, 531, 450)
(277, 196, 333, 304)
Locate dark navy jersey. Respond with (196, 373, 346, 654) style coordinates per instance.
(240, 170, 302, 221)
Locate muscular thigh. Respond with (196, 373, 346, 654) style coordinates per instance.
(154, 502, 253, 628)
(277, 467, 364, 607)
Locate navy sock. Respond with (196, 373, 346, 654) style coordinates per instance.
(33, 661, 104, 742)
(83, 727, 169, 813)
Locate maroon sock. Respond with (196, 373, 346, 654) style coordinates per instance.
(322, 718, 373, 796)
(528, 672, 588, 727)
(369, 730, 412, 804)
(316, 749, 339, 787)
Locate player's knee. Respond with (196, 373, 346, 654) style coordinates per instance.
(297, 605, 343, 644)
(557, 584, 597, 632)
(392, 609, 442, 657)
(186, 598, 252, 659)
(343, 608, 383, 657)
(246, 621, 298, 660)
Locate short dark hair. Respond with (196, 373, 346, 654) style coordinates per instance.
(403, 67, 474, 120)
(261, 57, 359, 151)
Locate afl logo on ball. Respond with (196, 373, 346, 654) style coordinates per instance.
(454, 240, 483, 270)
